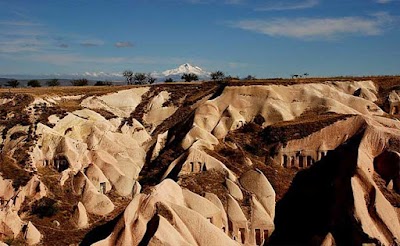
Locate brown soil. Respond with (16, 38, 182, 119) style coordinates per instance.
(179, 170, 228, 209)
(261, 113, 352, 146)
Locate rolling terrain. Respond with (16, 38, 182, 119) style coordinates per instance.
(0, 76, 400, 246)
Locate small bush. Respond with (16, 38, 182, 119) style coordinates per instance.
(181, 73, 199, 82)
(5, 80, 19, 88)
(211, 71, 225, 82)
(94, 81, 113, 86)
(46, 79, 60, 87)
(71, 78, 89, 86)
(27, 80, 41, 87)
(31, 197, 58, 218)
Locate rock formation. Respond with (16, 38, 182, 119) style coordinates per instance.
(0, 78, 399, 245)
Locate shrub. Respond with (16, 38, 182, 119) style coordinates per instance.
(134, 73, 147, 85)
(27, 80, 41, 87)
(71, 78, 88, 86)
(123, 70, 133, 85)
(243, 75, 256, 80)
(147, 73, 156, 84)
(210, 71, 225, 82)
(94, 81, 113, 86)
(47, 79, 60, 87)
(5, 80, 19, 88)
(31, 197, 58, 218)
(165, 78, 174, 83)
(181, 73, 199, 82)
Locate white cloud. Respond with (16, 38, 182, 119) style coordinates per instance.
(82, 71, 123, 78)
(26, 53, 127, 65)
(375, 0, 393, 3)
(224, 0, 245, 5)
(230, 12, 394, 39)
(0, 20, 41, 26)
(80, 40, 104, 47)
(256, 0, 319, 11)
(115, 41, 134, 48)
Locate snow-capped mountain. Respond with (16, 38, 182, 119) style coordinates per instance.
(1, 63, 210, 83)
(162, 63, 210, 78)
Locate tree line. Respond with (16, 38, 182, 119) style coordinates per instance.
(2, 79, 61, 88)
(1, 70, 264, 88)
(122, 71, 156, 85)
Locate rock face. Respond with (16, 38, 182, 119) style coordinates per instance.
(24, 222, 42, 245)
(1, 78, 400, 245)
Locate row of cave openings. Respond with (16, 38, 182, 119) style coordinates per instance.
(185, 161, 207, 173)
(205, 216, 269, 245)
(234, 227, 269, 245)
(281, 150, 328, 168)
(184, 161, 268, 245)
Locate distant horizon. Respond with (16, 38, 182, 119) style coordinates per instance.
(1, 1, 399, 78)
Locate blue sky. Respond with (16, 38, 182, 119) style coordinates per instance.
(0, 0, 399, 78)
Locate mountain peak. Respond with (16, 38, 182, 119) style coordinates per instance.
(162, 63, 210, 78)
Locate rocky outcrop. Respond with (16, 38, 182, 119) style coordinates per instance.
(24, 222, 42, 245)
(1, 79, 400, 245)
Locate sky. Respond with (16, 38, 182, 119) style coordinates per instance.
(0, 0, 399, 79)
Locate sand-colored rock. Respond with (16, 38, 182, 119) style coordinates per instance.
(92, 179, 239, 245)
(321, 233, 336, 246)
(240, 169, 276, 219)
(24, 222, 41, 245)
(143, 91, 178, 133)
(0, 210, 24, 239)
(151, 131, 168, 161)
(73, 171, 114, 216)
(2, 80, 400, 245)
(73, 202, 89, 229)
(225, 179, 243, 201)
(163, 147, 237, 182)
(81, 87, 149, 118)
(0, 177, 14, 201)
(191, 81, 383, 144)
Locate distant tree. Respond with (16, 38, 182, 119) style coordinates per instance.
(224, 75, 240, 82)
(27, 79, 41, 87)
(5, 80, 19, 88)
(94, 81, 113, 86)
(71, 78, 88, 86)
(291, 74, 299, 79)
(181, 73, 199, 82)
(164, 78, 174, 83)
(123, 70, 133, 85)
(133, 73, 147, 85)
(303, 73, 309, 77)
(147, 73, 156, 84)
(210, 70, 225, 82)
(243, 75, 256, 80)
(46, 79, 60, 87)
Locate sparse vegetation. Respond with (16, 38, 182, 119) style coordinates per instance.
(164, 77, 174, 83)
(94, 80, 113, 86)
(210, 70, 225, 82)
(133, 72, 147, 85)
(181, 73, 199, 82)
(147, 73, 156, 84)
(27, 79, 41, 87)
(123, 70, 133, 85)
(31, 197, 59, 218)
(71, 78, 89, 86)
(47, 79, 60, 87)
(243, 75, 256, 80)
(5, 79, 19, 88)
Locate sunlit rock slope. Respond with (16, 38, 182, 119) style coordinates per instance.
(0, 77, 400, 246)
